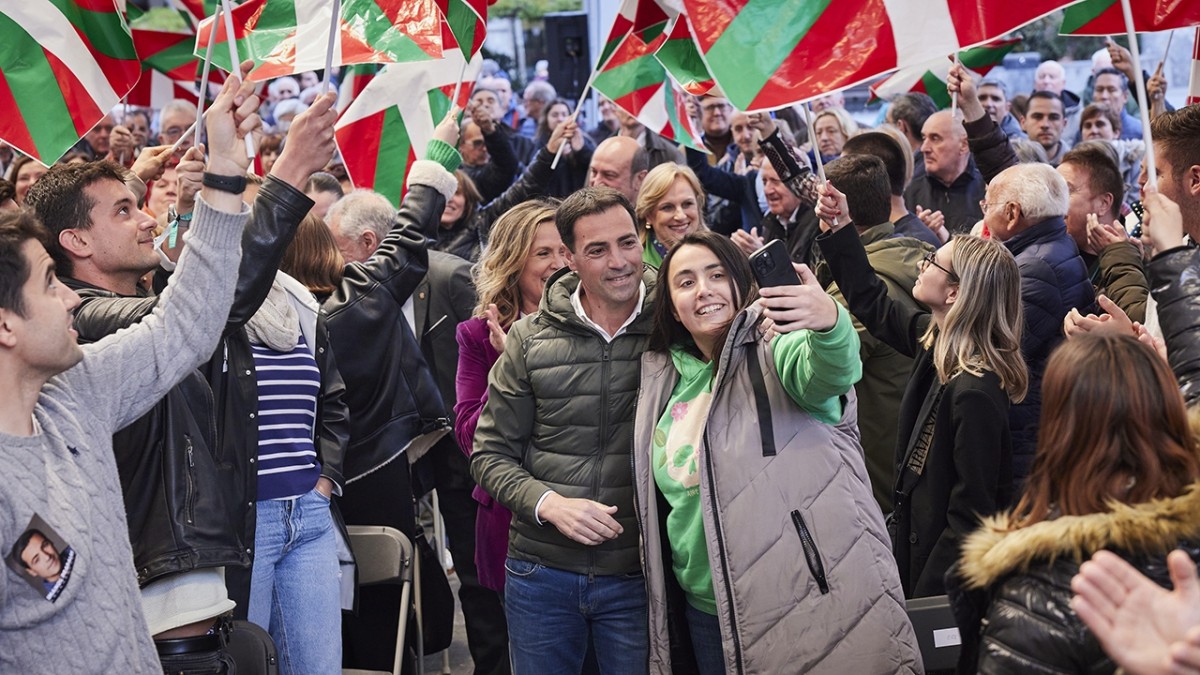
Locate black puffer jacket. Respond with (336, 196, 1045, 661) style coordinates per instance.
(1001, 216, 1095, 490)
(947, 244, 1200, 673)
(948, 487, 1200, 674)
(67, 176, 313, 586)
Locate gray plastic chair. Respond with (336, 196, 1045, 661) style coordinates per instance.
(343, 525, 421, 675)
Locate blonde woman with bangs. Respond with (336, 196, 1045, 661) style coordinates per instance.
(816, 181, 1027, 598)
(453, 198, 564, 592)
(636, 163, 707, 268)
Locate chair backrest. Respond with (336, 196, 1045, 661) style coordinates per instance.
(347, 525, 414, 586)
(906, 594, 961, 671)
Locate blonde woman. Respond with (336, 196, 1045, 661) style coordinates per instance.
(816, 181, 1028, 598)
(454, 199, 565, 592)
(635, 163, 707, 268)
(814, 107, 859, 161)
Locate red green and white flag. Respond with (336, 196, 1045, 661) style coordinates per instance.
(195, 0, 443, 81)
(337, 62, 382, 116)
(172, 0, 217, 26)
(436, 0, 486, 60)
(1190, 28, 1200, 105)
(0, 0, 141, 165)
(680, 0, 1079, 112)
(133, 24, 204, 82)
(334, 50, 480, 207)
(1061, 0, 1200, 35)
(126, 68, 200, 108)
(592, 0, 704, 151)
(654, 14, 715, 96)
(870, 37, 1021, 107)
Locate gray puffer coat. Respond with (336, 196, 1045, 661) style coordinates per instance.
(634, 303, 922, 675)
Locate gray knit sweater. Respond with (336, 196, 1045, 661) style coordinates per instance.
(0, 197, 246, 672)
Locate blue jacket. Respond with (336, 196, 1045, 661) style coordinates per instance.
(1002, 217, 1096, 488)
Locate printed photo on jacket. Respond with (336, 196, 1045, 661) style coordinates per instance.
(6, 516, 76, 603)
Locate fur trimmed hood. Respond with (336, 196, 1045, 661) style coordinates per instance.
(959, 483, 1200, 589)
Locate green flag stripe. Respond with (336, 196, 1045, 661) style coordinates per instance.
(242, 0, 298, 63)
(374, 106, 412, 207)
(145, 38, 198, 76)
(0, 13, 81, 158)
(1061, 0, 1114, 34)
(920, 71, 951, 109)
(446, 0, 479, 59)
(45, 0, 138, 60)
(703, 0, 830, 108)
(656, 35, 709, 90)
(595, 54, 667, 101)
(345, 0, 428, 61)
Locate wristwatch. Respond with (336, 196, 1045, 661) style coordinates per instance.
(202, 172, 248, 194)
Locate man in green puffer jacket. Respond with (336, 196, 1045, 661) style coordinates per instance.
(471, 187, 656, 675)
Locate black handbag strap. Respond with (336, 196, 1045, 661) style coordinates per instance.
(895, 383, 946, 501)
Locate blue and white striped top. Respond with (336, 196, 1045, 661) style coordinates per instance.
(252, 333, 322, 501)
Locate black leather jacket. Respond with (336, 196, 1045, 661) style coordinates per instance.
(67, 177, 317, 587)
(323, 174, 450, 483)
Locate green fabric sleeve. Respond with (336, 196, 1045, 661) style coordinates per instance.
(771, 304, 862, 425)
(424, 139, 463, 173)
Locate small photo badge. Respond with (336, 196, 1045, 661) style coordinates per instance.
(6, 515, 76, 603)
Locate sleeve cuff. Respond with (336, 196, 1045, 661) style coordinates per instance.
(534, 490, 554, 526)
(425, 139, 463, 173)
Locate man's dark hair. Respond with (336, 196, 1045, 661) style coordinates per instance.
(10, 528, 47, 569)
(24, 161, 126, 279)
(825, 155, 892, 228)
(555, 186, 637, 252)
(1094, 67, 1130, 92)
(1062, 143, 1125, 220)
(889, 93, 937, 141)
(1081, 103, 1122, 135)
(304, 171, 344, 199)
(1151, 105, 1200, 184)
(0, 210, 54, 317)
(843, 132, 908, 196)
(1029, 90, 1065, 109)
(0, 179, 14, 204)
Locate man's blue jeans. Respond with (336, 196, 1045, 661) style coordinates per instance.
(504, 557, 648, 675)
(248, 488, 341, 675)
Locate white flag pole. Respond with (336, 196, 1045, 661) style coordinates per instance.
(195, 3, 220, 151)
(551, 67, 601, 170)
(322, 0, 341, 95)
(220, 0, 257, 159)
(1189, 28, 1200, 106)
(949, 53, 960, 119)
(802, 101, 826, 183)
(1118, 0, 1155, 187)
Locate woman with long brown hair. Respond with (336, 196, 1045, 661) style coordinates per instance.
(950, 333, 1200, 673)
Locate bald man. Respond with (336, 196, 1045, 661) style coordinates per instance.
(588, 136, 649, 204)
(902, 111, 985, 234)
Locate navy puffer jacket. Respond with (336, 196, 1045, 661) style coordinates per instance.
(1002, 216, 1096, 488)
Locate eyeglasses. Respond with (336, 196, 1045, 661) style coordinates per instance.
(979, 199, 1004, 213)
(920, 252, 959, 283)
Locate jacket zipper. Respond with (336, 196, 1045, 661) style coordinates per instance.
(591, 342, 612, 582)
(791, 510, 830, 594)
(702, 426, 745, 674)
(184, 435, 196, 526)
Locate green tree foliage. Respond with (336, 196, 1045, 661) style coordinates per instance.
(489, 0, 582, 22)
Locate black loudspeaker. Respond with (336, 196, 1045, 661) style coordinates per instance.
(544, 12, 590, 105)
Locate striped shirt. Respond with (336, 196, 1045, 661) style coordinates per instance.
(252, 334, 321, 500)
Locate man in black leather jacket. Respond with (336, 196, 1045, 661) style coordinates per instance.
(26, 96, 341, 665)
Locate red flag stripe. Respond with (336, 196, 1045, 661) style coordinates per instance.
(43, 45, 105, 136)
(0, 71, 38, 155)
(340, 109, 387, 189)
(749, 0, 897, 110)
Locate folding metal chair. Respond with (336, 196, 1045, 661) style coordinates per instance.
(343, 525, 422, 675)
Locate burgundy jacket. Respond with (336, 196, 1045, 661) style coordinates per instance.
(454, 317, 511, 591)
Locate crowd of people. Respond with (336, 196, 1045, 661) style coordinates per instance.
(2, 38, 1200, 675)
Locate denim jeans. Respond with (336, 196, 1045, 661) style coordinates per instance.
(504, 557, 648, 675)
(684, 602, 724, 675)
(248, 488, 341, 675)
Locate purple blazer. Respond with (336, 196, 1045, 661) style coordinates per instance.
(454, 317, 511, 592)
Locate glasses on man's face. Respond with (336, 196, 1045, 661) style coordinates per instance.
(468, 139, 486, 148)
(979, 199, 1002, 213)
(701, 102, 731, 113)
(920, 251, 959, 283)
